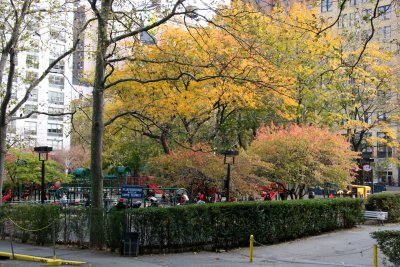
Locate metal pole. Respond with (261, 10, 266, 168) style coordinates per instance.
(52, 220, 56, 260)
(373, 244, 378, 267)
(249, 234, 254, 263)
(41, 160, 45, 204)
(226, 163, 231, 202)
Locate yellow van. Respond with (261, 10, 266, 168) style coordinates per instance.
(348, 185, 371, 199)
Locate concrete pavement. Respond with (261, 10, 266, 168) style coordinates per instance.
(0, 223, 399, 267)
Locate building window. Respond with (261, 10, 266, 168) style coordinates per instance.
(8, 119, 16, 134)
(339, 14, 349, 29)
(48, 107, 64, 121)
(377, 111, 387, 121)
(362, 9, 372, 24)
(49, 59, 65, 74)
(376, 132, 391, 157)
(48, 74, 64, 89)
(361, 30, 371, 41)
(349, 0, 358, 6)
(24, 121, 37, 135)
(321, 0, 332, 12)
(26, 54, 39, 69)
(50, 27, 66, 42)
(377, 26, 391, 42)
(47, 139, 63, 150)
(47, 123, 63, 137)
(49, 43, 65, 57)
(25, 71, 38, 85)
(382, 26, 391, 42)
(28, 88, 38, 102)
(364, 112, 372, 124)
(48, 91, 64, 105)
(378, 5, 391, 20)
(10, 89, 17, 100)
(23, 104, 38, 118)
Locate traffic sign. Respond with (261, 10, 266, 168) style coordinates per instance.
(4, 219, 14, 235)
(363, 165, 372, 172)
(121, 186, 144, 199)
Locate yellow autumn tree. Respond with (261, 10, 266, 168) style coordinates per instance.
(105, 23, 291, 153)
(104, 2, 351, 154)
(216, 2, 343, 123)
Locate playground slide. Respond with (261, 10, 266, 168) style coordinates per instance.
(2, 190, 12, 202)
(148, 184, 162, 194)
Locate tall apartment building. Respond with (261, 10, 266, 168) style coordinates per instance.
(7, 3, 86, 152)
(246, 0, 400, 186)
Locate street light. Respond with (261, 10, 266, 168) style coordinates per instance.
(34, 146, 52, 203)
(222, 150, 238, 202)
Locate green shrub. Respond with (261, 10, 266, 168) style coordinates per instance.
(371, 230, 400, 266)
(105, 210, 126, 252)
(1, 204, 61, 244)
(60, 207, 90, 247)
(126, 198, 363, 252)
(0, 198, 363, 253)
(365, 192, 400, 222)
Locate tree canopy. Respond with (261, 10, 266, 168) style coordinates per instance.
(5, 149, 67, 188)
(248, 124, 359, 198)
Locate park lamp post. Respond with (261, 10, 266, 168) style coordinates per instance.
(222, 150, 239, 202)
(34, 146, 52, 204)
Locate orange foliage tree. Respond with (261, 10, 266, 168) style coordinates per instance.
(147, 145, 267, 200)
(248, 125, 359, 199)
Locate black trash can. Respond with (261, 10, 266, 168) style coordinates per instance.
(122, 232, 140, 257)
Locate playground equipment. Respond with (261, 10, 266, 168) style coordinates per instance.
(260, 182, 287, 200)
(1, 190, 12, 202)
(5, 166, 188, 208)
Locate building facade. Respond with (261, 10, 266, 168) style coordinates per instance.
(7, 3, 86, 152)
(246, 0, 400, 186)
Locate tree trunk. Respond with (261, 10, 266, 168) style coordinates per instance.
(0, 0, 30, 203)
(89, 0, 111, 248)
(161, 131, 171, 154)
(0, 126, 7, 203)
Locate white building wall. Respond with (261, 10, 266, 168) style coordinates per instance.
(9, 3, 80, 152)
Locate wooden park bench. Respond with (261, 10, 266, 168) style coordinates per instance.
(363, 210, 388, 226)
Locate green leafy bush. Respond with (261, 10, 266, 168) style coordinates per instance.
(365, 192, 400, 222)
(0, 198, 363, 253)
(127, 198, 363, 252)
(371, 230, 400, 266)
(1, 204, 61, 244)
(60, 207, 90, 247)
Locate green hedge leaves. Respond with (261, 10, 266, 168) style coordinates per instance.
(365, 192, 400, 222)
(371, 231, 400, 266)
(0, 198, 363, 253)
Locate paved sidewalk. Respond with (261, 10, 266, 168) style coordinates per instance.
(0, 224, 399, 267)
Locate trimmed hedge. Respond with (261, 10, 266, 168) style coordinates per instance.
(365, 192, 400, 222)
(371, 230, 400, 266)
(0, 204, 61, 245)
(0, 198, 363, 253)
(126, 198, 363, 252)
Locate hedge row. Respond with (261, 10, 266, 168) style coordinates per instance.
(367, 192, 400, 266)
(125, 199, 363, 252)
(0, 198, 363, 253)
(371, 230, 400, 266)
(365, 192, 400, 222)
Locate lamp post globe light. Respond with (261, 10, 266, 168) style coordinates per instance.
(222, 150, 239, 202)
(34, 146, 52, 203)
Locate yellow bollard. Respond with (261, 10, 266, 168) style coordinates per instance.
(249, 234, 254, 263)
(374, 244, 378, 267)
